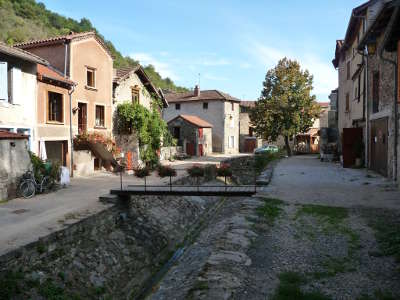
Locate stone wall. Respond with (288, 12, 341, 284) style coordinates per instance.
(0, 138, 31, 200)
(0, 193, 214, 299)
(160, 146, 182, 161)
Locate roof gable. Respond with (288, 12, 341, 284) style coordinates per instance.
(164, 89, 240, 103)
(168, 114, 213, 128)
(0, 43, 48, 65)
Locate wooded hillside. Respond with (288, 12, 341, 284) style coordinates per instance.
(0, 0, 188, 92)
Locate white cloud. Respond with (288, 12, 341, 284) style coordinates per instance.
(203, 73, 229, 81)
(247, 41, 337, 100)
(130, 52, 179, 80)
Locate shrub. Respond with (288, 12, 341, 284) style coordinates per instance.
(204, 164, 217, 181)
(187, 165, 204, 177)
(157, 165, 177, 178)
(29, 151, 45, 180)
(216, 163, 232, 177)
(134, 167, 150, 178)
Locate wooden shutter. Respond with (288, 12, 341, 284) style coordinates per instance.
(11, 67, 22, 104)
(398, 41, 400, 103)
(0, 62, 7, 101)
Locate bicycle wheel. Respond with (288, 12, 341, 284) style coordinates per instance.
(41, 176, 54, 193)
(19, 180, 36, 198)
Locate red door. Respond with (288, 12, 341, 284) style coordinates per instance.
(244, 139, 257, 153)
(186, 142, 195, 156)
(342, 128, 363, 168)
(198, 144, 203, 156)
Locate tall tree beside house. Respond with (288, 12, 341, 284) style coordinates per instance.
(250, 58, 320, 156)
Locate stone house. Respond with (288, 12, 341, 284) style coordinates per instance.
(36, 64, 75, 169)
(16, 31, 114, 175)
(332, 0, 386, 168)
(0, 131, 31, 200)
(112, 65, 168, 169)
(357, 0, 400, 179)
(163, 86, 240, 154)
(0, 43, 48, 151)
(239, 101, 263, 153)
(167, 115, 212, 156)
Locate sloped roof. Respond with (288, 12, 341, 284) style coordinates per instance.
(317, 102, 330, 108)
(0, 130, 29, 140)
(168, 114, 213, 128)
(37, 64, 75, 86)
(14, 31, 113, 58)
(240, 100, 256, 108)
(0, 43, 48, 65)
(164, 89, 240, 103)
(113, 65, 168, 107)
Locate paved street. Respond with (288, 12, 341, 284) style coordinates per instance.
(260, 155, 400, 209)
(0, 154, 243, 256)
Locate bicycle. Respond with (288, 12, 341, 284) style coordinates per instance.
(18, 171, 54, 199)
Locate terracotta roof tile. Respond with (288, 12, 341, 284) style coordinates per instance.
(14, 31, 113, 58)
(164, 89, 240, 103)
(169, 115, 213, 128)
(0, 130, 29, 140)
(37, 64, 75, 86)
(240, 101, 256, 108)
(0, 43, 48, 65)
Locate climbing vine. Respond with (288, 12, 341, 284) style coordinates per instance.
(116, 99, 174, 166)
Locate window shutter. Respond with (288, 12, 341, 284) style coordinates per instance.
(11, 67, 22, 105)
(0, 62, 7, 102)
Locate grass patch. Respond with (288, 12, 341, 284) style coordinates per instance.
(297, 205, 348, 225)
(256, 198, 284, 225)
(364, 212, 400, 263)
(272, 271, 331, 300)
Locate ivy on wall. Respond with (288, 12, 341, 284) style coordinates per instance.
(116, 100, 175, 166)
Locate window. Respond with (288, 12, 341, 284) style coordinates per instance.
(173, 127, 180, 139)
(175, 103, 181, 110)
(131, 87, 140, 103)
(0, 62, 8, 102)
(372, 71, 379, 113)
(95, 105, 105, 127)
(231, 102, 234, 111)
(346, 61, 350, 80)
(203, 102, 208, 109)
(86, 67, 96, 88)
(249, 127, 254, 137)
(229, 136, 235, 148)
(48, 91, 63, 123)
(345, 93, 350, 112)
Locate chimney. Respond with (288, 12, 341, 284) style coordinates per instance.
(194, 85, 200, 97)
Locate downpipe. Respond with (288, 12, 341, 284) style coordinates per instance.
(379, 4, 399, 181)
(68, 84, 76, 177)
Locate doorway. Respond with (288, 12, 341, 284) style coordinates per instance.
(370, 118, 388, 176)
(78, 102, 87, 133)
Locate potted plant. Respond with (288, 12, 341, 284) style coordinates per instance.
(157, 165, 177, 189)
(134, 167, 150, 190)
(187, 165, 204, 190)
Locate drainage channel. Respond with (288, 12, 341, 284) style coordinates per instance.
(134, 195, 227, 300)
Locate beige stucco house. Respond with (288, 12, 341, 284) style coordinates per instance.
(0, 43, 48, 151)
(35, 64, 75, 169)
(16, 31, 114, 138)
(163, 86, 240, 154)
(16, 31, 114, 175)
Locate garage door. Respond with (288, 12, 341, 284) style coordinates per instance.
(370, 118, 388, 177)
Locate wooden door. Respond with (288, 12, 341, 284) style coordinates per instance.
(244, 139, 256, 153)
(78, 103, 87, 133)
(198, 144, 203, 156)
(370, 118, 388, 176)
(186, 142, 195, 156)
(342, 128, 363, 168)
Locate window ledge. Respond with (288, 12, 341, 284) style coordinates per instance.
(46, 121, 65, 125)
(85, 85, 98, 91)
(94, 126, 106, 130)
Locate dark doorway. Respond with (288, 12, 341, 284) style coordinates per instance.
(173, 127, 180, 139)
(370, 118, 388, 176)
(342, 128, 363, 168)
(78, 102, 87, 133)
(45, 141, 67, 166)
(186, 142, 195, 156)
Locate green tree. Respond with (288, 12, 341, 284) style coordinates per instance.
(250, 57, 320, 156)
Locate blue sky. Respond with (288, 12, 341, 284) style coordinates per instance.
(41, 0, 365, 101)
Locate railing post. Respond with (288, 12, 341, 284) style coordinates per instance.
(254, 168, 257, 193)
(170, 175, 172, 192)
(144, 176, 147, 192)
(120, 169, 123, 191)
(225, 175, 227, 192)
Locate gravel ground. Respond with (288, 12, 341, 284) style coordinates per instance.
(147, 156, 400, 300)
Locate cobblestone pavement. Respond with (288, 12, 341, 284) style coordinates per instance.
(148, 155, 400, 300)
